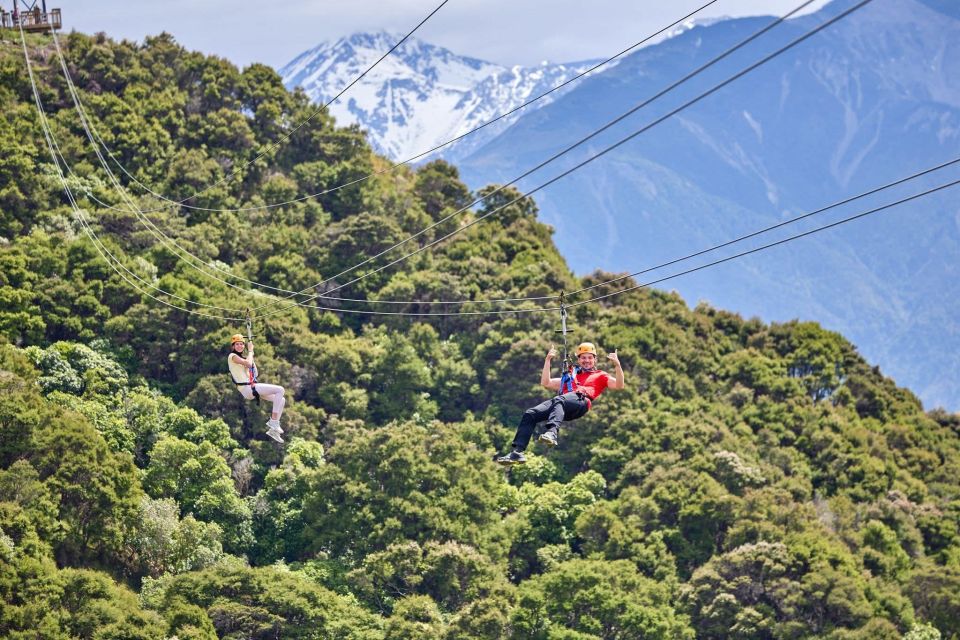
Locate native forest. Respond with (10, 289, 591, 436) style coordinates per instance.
(0, 30, 958, 640)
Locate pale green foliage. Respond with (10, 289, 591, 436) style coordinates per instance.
(46, 390, 133, 453)
(862, 520, 912, 579)
(26, 341, 128, 396)
(513, 558, 695, 639)
(143, 563, 384, 639)
(143, 435, 252, 553)
(903, 623, 941, 640)
(712, 450, 765, 494)
(129, 496, 223, 577)
(385, 595, 444, 640)
(251, 438, 327, 560)
(350, 539, 502, 614)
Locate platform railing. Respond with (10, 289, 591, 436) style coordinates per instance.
(2, 8, 62, 32)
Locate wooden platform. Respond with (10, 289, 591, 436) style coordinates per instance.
(1, 8, 61, 32)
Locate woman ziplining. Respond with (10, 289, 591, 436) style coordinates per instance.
(496, 341, 625, 466)
(228, 333, 287, 443)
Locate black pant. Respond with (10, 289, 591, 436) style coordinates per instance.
(511, 392, 590, 451)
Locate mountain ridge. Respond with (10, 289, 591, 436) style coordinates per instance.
(279, 30, 607, 162)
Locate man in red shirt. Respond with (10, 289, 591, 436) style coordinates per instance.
(496, 342, 624, 465)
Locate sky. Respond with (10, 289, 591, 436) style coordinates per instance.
(50, 0, 831, 71)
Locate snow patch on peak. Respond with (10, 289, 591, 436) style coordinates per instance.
(279, 32, 609, 162)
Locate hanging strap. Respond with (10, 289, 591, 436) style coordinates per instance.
(245, 309, 260, 404)
(560, 293, 572, 393)
(245, 309, 259, 384)
(560, 365, 577, 395)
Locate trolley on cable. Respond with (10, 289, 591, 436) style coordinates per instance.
(1, 1, 61, 33)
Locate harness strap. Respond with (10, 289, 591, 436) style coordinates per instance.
(230, 350, 261, 405)
(231, 380, 261, 404)
(560, 364, 577, 394)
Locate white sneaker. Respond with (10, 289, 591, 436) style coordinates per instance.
(266, 419, 283, 433)
(266, 427, 284, 443)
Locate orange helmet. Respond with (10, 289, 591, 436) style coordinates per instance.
(230, 334, 245, 345)
(576, 342, 597, 356)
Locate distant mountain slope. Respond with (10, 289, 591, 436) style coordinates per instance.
(454, 0, 960, 409)
(278, 31, 604, 162)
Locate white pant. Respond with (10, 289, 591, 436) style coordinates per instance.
(238, 382, 285, 419)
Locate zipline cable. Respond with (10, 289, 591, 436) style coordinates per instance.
(271, 178, 960, 316)
(245, 154, 960, 308)
(24, 25, 960, 322)
(248, 0, 823, 314)
(44, 29, 557, 309)
(32, 29, 547, 318)
(66, 0, 723, 215)
(48, 27, 308, 303)
(563, 155, 960, 300)
(30, 2, 924, 315)
(47, 28, 293, 305)
(567, 179, 960, 310)
(252, 0, 873, 320)
(26, 57, 244, 319)
(316, 154, 960, 307)
(49, 0, 812, 309)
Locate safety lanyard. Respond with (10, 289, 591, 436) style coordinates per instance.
(557, 293, 576, 394)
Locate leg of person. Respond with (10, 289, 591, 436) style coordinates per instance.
(256, 383, 286, 422)
(254, 383, 286, 442)
(559, 393, 589, 422)
(497, 397, 560, 465)
(536, 394, 569, 447)
(538, 393, 589, 447)
(236, 385, 282, 442)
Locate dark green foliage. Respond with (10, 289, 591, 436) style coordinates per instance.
(0, 371, 142, 569)
(299, 419, 503, 559)
(0, 560, 167, 639)
(143, 563, 383, 639)
(142, 435, 253, 554)
(512, 558, 695, 639)
(904, 565, 960, 638)
(681, 538, 882, 638)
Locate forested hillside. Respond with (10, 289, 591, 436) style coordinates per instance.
(1, 30, 959, 639)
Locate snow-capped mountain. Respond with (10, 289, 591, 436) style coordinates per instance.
(279, 31, 605, 162)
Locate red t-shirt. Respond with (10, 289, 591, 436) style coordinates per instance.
(573, 369, 610, 405)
